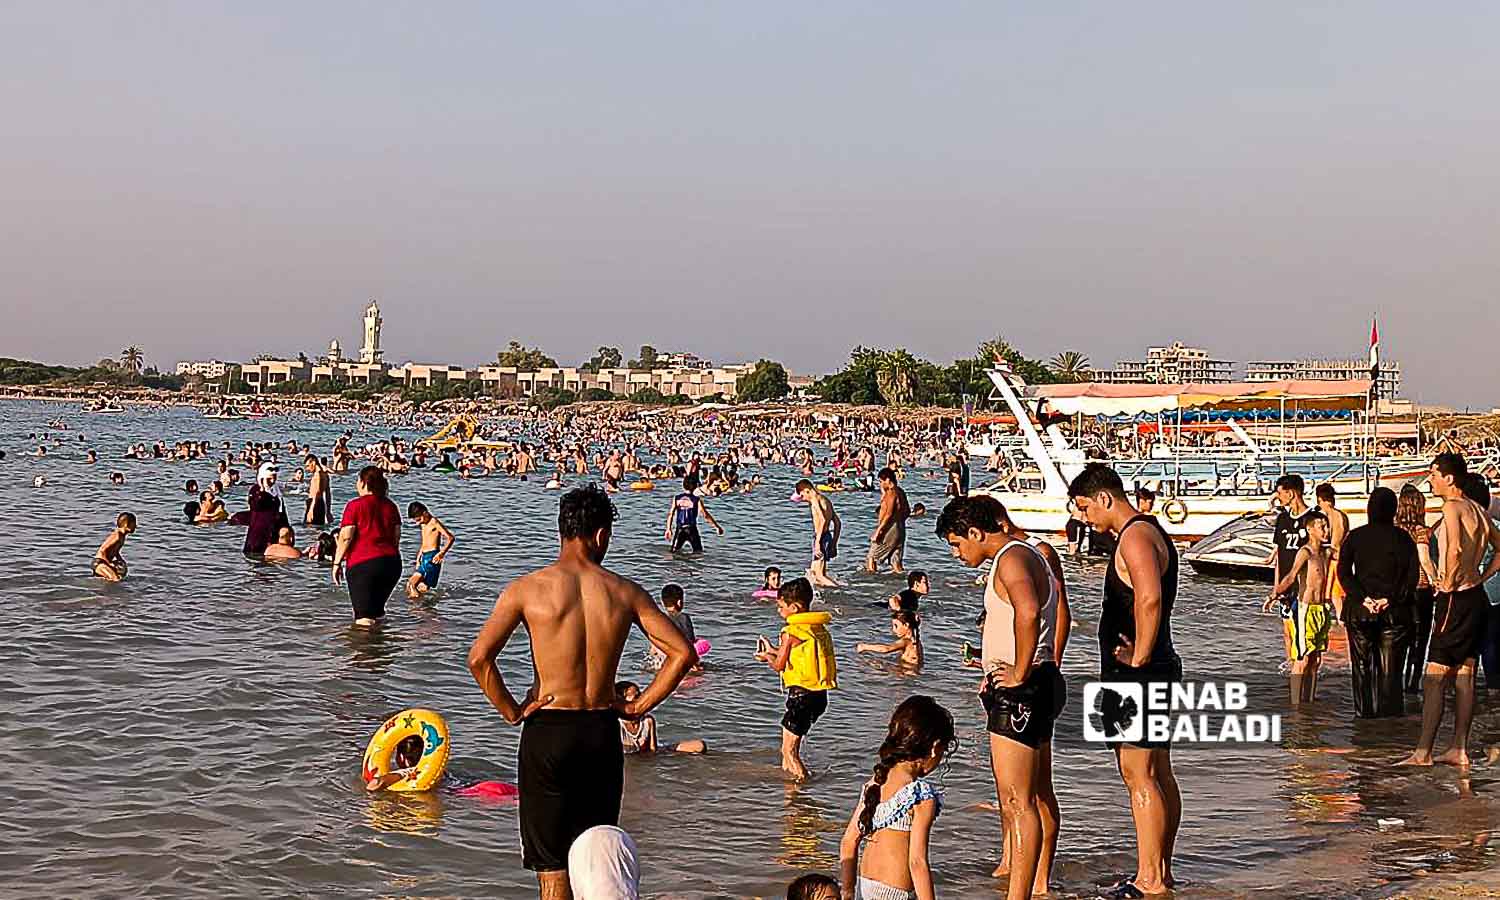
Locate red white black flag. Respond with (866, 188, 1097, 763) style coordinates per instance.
(1368, 316, 1380, 396)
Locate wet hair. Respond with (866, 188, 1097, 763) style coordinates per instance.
(394, 735, 424, 769)
(1067, 462, 1127, 500)
(1462, 472, 1491, 508)
(794, 478, 814, 492)
(892, 609, 920, 635)
(683, 473, 700, 492)
(1396, 484, 1427, 531)
(786, 873, 839, 900)
(315, 531, 337, 561)
(1315, 483, 1336, 504)
(185, 479, 198, 493)
(1433, 452, 1467, 483)
(358, 466, 389, 498)
(907, 570, 928, 588)
(1303, 510, 1328, 532)
(778, 576, 814, 611)
(278, 526, 295, 543)
(661, 583, 684, 607)
(407, 501, 428, 519)
(858, 696, 956, 836)
(1135, 487, 1156, 503)
(117, 512, 137, 529)
(614, 680, 640, 699)
(183, 501, 200, 522)
(1367, 486, 1398, 526)
(878, 467, 896, 483)
(1275, 474, 1305, 494)
(763, 566, 781, 586)
(934, 495, 1007, 538)
(558, 483, 617, 540)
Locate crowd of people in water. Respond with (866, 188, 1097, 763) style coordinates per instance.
(18, 402, 1500, 899)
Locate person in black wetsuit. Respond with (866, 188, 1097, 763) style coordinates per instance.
(1337, 487, 1418, 718)
(1069, 462, 1181, 899)
(663, 473, 723, 554)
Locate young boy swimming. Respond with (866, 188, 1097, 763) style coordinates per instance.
(405, 502, 455, 599)
(615, 681, 707, 754)
(92, 512, 137, 582)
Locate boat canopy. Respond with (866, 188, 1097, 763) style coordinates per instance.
(1031, 380, 1373, 416)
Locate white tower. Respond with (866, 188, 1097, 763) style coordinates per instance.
(360, 300, 383, 364)
(327, 338, 343, 365)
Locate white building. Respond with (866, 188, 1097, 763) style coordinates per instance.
(1246, 358, 1401, 399)
(175, 359, 239, 378)
(1096, 342, 1235, 384)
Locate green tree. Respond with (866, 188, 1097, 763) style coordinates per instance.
(533, 387, 577, 410)
(628, 345, 660, 370)
(495, 341, 557, 370)
(736, 360, 790, 402)
(629, 386, 666, 405)
(119, 346, 144, 376)
(579, 387, 616, 402)
(1048, 350, 1091, 382)
(581, 346, 623, 373)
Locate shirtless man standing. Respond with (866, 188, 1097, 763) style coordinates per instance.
(796, 479, 842, 588)
(1315, 483, 1350, 608)
(304, 454, 331, 528)
(865, 468, 911, 575)
(467, 485, 696, 899)
(1399, 453, 1500, 768)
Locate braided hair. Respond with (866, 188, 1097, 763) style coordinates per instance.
(858, 695, 956, 836)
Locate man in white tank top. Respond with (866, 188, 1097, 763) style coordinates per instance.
(938, 495, 1066, 900)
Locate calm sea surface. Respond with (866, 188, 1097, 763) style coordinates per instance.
(4, 401, 1497, 899)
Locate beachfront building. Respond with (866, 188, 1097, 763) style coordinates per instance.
(1095, 342, 1235, 384)
(1247, 358, 1401, 399)
(661, 351, 712, 369)
(175, 359, 239, 379)
(390, 363, 473, 387)
(241, 358, 313, 391)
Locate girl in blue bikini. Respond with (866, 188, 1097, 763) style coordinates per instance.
(837, 696, 955, 900)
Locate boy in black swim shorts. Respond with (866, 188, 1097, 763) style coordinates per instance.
(755, 578, 837, 782)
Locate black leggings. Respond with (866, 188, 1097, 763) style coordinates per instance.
(1406, 587, 1435, 692)
(347, 555, 401, 620)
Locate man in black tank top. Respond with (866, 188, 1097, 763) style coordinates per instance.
(1070, 463, 1181, 898)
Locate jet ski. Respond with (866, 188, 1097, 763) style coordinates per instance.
(1183, 511, 1275, 581)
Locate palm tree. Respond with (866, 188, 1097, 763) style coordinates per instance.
(119, 346, 144, 377)
(874, 351, 918, 407)
(1048, 350, 1091, 382)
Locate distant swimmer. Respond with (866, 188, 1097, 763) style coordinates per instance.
(92, 512, 137, 582)
(664, 474, 723, 554)
(1398, 455, 1500, 768)
(405, 501, 454, 599)
(304, 454, 331, 527)
(795, 479, 842, 588)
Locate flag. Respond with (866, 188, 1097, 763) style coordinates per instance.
(1368, 315, 1380, 399)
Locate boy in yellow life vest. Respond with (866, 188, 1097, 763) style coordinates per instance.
(754, 576, 837, 781)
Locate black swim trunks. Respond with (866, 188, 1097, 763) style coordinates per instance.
(1428, 586, 1489, 667)
(672, 524, 703, 554)
(518, 709, 624, 872)
(982, 661, 1066, 749)
(1099, 657, 1184, 750)
(817, 530, 838, 561)
(781, 687, 828, 737)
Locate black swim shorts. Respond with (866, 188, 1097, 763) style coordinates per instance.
(1099, 657, 1184, 751)
(982, 661, 1066, 749)
(781, 687, 828, 737)
(518, 709, 624, 872)
(1428, 586, 1489, 667)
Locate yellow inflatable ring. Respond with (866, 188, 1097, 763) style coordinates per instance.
(1162, 498, 1189, 525)
(362, 708, 450, 792)
(816, 483, 840, 492)
(630, 480, 655, 491)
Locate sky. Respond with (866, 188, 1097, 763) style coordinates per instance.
(2, 2, 1497, 406)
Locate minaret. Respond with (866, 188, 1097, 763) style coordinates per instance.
(360, 300, 383, 364)
(327, 338, 342, 365)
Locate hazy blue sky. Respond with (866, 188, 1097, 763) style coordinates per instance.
(3, 2, 1497, 404)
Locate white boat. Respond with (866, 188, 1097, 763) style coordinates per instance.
(970, 366, 1429, 540)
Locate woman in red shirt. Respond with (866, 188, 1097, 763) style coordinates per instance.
(333, 466, 402, 625)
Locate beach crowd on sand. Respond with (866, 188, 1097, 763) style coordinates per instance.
(19, 400, 1500, 900)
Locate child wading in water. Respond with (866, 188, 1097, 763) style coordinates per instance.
(92, 512, 137, 581)
(838, 695, 955, 900)
(857, 610, 924, 669)
(1264, 510, 1333, 705)
(615, 682, 707, 754)
(405, 502, 455, 599)
(756, 577, 838, 781)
